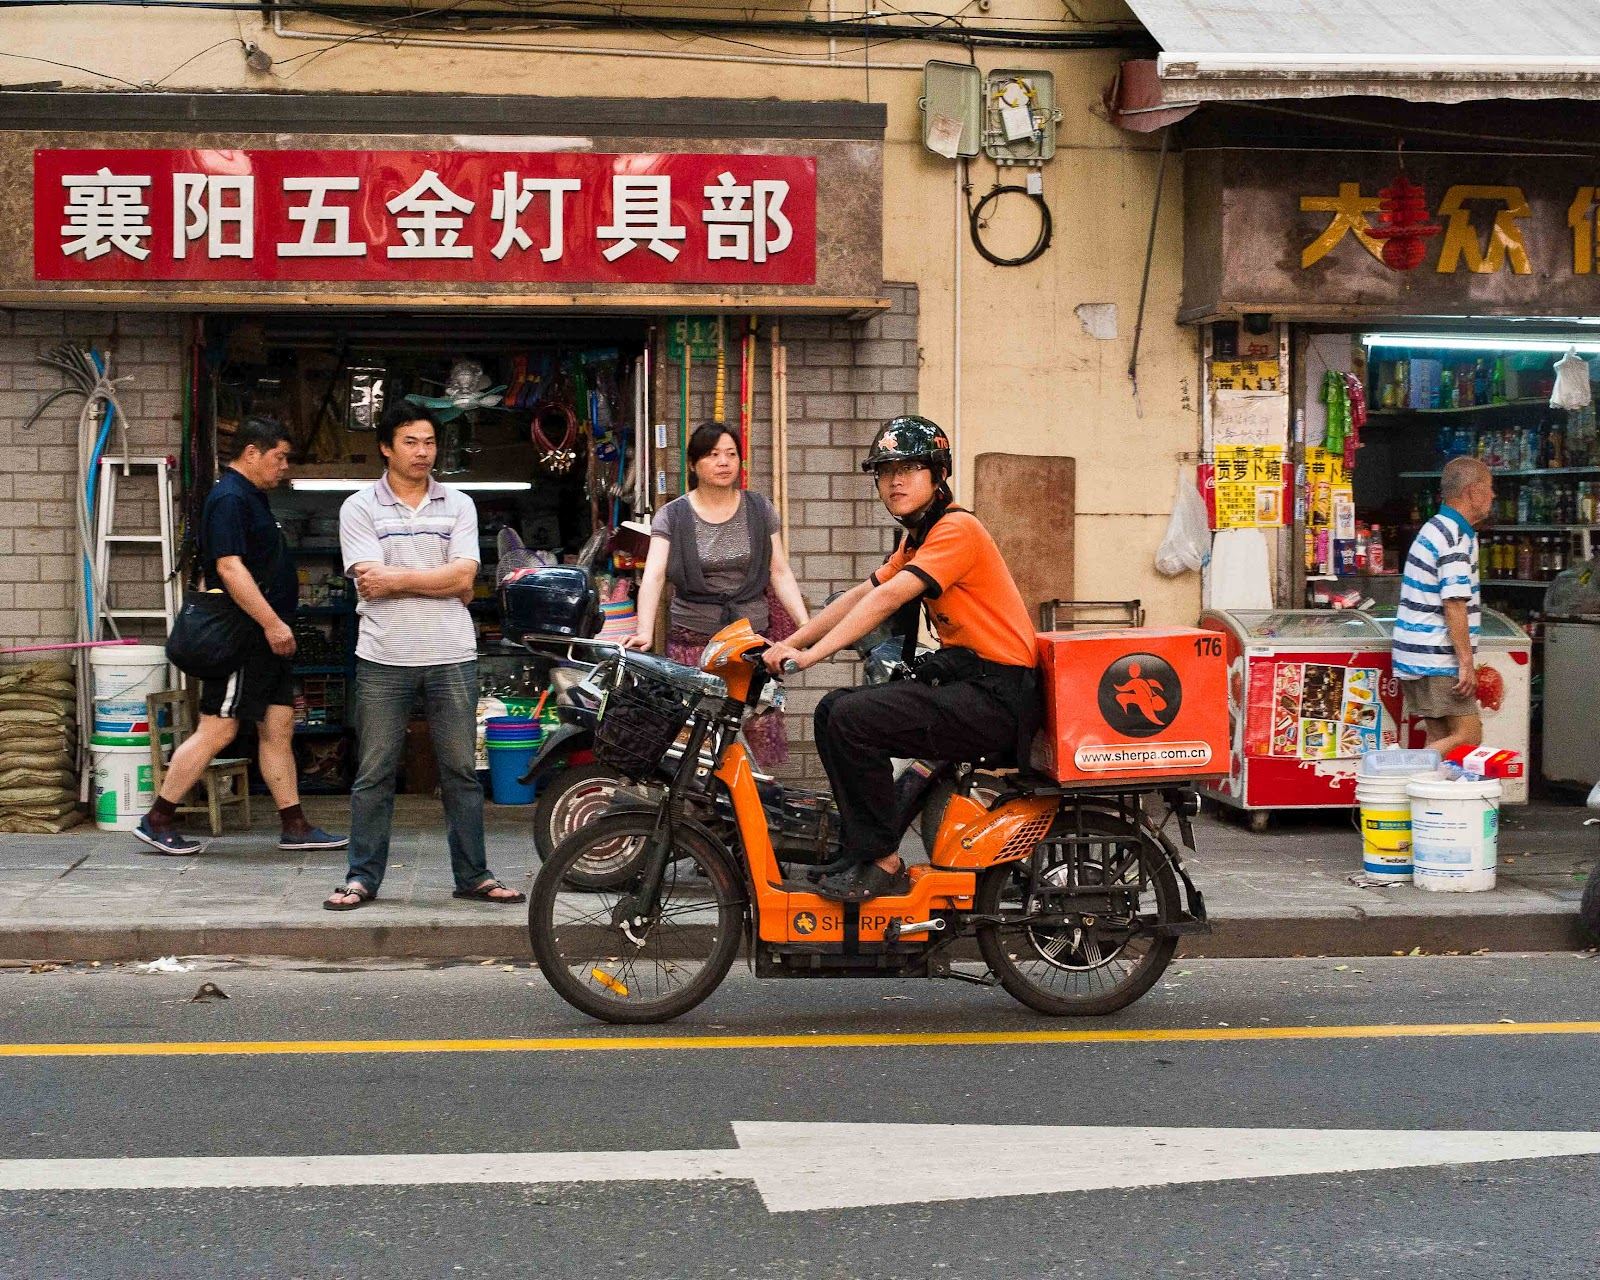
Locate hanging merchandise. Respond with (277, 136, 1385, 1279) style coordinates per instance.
(1366, 166, 1442, 272)
(531, 398, 579, 475)
(1321, 370, 1349, 459)
(1342, 371, 1366, 472)
(1551, 349, 1592, 410)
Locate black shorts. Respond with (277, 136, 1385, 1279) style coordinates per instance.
(199, 650, 295, 723)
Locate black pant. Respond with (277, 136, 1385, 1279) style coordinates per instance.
(814, 676, 1025, 864)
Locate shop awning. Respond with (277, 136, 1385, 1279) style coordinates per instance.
(1115, 0, 1600, 126)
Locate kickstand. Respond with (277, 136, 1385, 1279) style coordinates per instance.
(941, 967, 998, 988)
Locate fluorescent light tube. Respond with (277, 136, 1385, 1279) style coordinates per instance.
(289, 479, 532, 492)
(1363, 333, 1600, 354)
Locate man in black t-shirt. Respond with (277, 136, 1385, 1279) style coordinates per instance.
(134, 417, 346, 857)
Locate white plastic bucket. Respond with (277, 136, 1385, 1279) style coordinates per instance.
(1355, 774, 1415, 879)
(90, 645, 169, 739)
(91, 739, 155, 831)
(1407, 777, 1502, 893)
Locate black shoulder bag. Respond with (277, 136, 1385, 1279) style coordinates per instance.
(165, 538, 284, 680)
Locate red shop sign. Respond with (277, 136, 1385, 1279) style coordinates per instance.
(33, 149, 817, 285)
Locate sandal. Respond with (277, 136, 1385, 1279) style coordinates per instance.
(453, 878, 527, 904)
(324, 881, 376, 911)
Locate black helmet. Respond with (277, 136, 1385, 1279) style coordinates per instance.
(860, 416, 952, 480)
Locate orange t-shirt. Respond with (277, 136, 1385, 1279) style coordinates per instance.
(871, 510, 1039, 669)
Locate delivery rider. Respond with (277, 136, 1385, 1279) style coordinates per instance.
(763, 416, 1039, 902)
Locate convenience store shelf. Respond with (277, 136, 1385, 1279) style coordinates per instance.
(1398, 466, 1600, 478)
(292, 664, 346, 675)
(1481, 579, 1557, 589)
(293, 724, 348, 736)
(1368, 398, 1546, 419)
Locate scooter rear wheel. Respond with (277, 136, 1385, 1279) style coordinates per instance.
(529, 811, 745, 1024)
(975, 809, 1179, 1016)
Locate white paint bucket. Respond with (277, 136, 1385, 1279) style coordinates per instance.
(91, 739, 155, 832)
(1354, 774, 1415, 879)
(89, 645, 169, 739)
(1407, 777, 1502, 893)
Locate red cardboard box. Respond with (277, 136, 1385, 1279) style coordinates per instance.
(1037, 628, 1231, 785)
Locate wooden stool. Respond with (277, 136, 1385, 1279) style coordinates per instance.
(145, 688, 253, 836)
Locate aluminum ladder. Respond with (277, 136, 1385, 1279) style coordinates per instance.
(91, 454, 179, 638)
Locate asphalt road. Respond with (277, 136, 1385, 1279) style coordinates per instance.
(2, 954, 1598, 1279)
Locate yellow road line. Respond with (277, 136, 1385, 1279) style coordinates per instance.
(3, 1021, 1599, 1059)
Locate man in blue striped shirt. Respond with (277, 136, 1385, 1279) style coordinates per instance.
(1394, 456, 1495, 753)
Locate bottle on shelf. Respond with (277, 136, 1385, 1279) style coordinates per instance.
(1354, 525, 1369, 571)
(1516, 536, 1535, 581)
(1368, 524, 1385, 574)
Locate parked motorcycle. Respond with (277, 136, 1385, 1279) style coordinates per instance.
(527, 619, 1210, 1024)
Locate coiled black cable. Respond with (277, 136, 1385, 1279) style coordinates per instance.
(968, 183, 1053, 268)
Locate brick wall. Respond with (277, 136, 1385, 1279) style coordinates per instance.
(664, 283, 919, 783)
(0, 310, 186, 652)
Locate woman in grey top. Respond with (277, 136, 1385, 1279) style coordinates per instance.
(627, 422, 809, 765)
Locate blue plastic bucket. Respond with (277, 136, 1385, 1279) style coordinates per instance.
(487, 736, 542, 805)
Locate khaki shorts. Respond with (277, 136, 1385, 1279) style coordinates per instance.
(1401, 674, 1478, 720)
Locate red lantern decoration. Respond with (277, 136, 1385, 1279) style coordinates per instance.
(1368, 171, 1441, 272)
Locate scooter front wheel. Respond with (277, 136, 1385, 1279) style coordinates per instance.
(528, 811, 745, 1024)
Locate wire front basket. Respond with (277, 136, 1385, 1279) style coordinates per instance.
(592, 668, 698, 780)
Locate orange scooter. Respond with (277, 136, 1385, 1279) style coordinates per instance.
(528, 620, 1209, 1024)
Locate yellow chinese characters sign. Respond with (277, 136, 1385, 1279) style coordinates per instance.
(1211, 445, 1286, 530)
(1300, 182, 1535, 274)
(1210, 360, 1280, 391)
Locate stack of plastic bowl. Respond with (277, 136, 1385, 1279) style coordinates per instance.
(484, 715, 543, 805)
(598, 599, 638, 643)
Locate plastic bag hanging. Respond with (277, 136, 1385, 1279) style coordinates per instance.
(1551, 349, 1592, 410)
(1155, 470, 1212, 577)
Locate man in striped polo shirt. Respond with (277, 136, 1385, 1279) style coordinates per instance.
(324, 405, 524, 911)
(1394, 455, 1495, 754)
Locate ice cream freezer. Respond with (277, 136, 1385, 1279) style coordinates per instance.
(1198, 608, 1530, 822)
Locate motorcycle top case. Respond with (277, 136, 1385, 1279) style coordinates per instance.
(1036, 627, 1230, 786)
(499, 566, 601, 640)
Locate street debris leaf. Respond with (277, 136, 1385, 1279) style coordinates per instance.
(191, 982, 229, 1003)
(1333, 965, 1349, 972)
(28, 961, 59, 974)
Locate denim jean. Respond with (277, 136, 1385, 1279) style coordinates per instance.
(345, 658, 490, 893)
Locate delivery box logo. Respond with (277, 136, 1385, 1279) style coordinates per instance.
(1098, 654, 1182, 738)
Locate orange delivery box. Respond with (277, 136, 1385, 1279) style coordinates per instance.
(1036, 628, 1231, 786)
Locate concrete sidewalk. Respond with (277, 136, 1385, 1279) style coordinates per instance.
(0, 795, 1593, 962)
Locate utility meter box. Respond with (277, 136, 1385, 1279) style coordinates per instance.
(984, 69, 1059, 165)
(920, 60, 982, 159)
(1036, 628, 1231, 786)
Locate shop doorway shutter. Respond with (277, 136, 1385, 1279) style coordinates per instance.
(972, 452, 1075, 624)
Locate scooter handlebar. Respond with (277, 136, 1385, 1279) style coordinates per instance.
(780, 659, 800, 675)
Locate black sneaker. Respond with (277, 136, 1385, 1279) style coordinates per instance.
(278, 827, 349, 851)
(133, 817, 206, 856)
(814, 861, 911, 903)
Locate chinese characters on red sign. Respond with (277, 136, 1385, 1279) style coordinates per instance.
(33, 150, 818, 285)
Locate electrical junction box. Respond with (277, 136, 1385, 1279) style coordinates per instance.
(984, 69, 1059, 166)
(920, 60, 982, 159)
